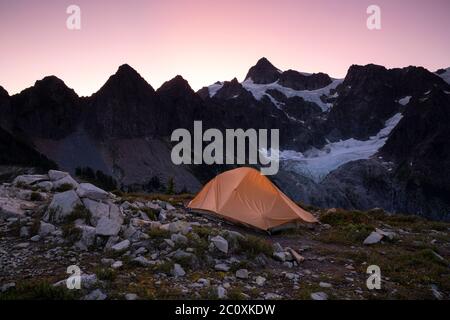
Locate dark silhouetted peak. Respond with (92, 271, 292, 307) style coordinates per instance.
(278, 70, 332, 90)
(0, 86, 9, 98)
(214, 78, 252, 100)
(94, 64, 155, 97)
(245, 57, 281, 84)
(157, 75, 194, 95)
(86, 64, 161, 139)
(9, 75, 82, 139)
(29, 76, 78, 98)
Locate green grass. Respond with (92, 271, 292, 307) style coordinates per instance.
(61, 223, 82, 243)
(65, 204, 92, 223)
(316, 223, 374, 245)
(95, 267, 117, 281)
(0, 280, 79, 300)
(236, 235, 273, 258)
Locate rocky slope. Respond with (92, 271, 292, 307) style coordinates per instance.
(0, 171, 448, 300)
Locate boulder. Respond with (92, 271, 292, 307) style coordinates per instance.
(36, 181, 53, 191)
(48, 170, 69, 181)
(217, 286, 227, 299)
(211, 235, 228, 254)
(311, 292, 328, 300)
(171, 233, 188, 245)
(172, 263, 186, 277)
(13, 175, 48, 186)
(235, 269, 249, 279)
(82, 198, 109, 226)
(45, 190, 82, 223)
(96, 216, 121, 236)
(94, 203, 123, 236)
(78, 225, 96, 248)
(255, 276, 266, 286)
(84, 289, 107, 300)
(111, 261, 123, 269)
(125, 293, 138, 300)
(273, 252, 287, 262)
(52, 175, 79, 190)
(214, 263, 230, 272)
(0, 197, 30, 219)
(111, 239, 130, 252)
(39, 222, 56, 237)
(132, 256, 153, 267)
(363, 231, 384, 245)
(319, 282, 332, 288)
(76, 183, 109, 200)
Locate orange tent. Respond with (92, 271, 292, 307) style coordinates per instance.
(187, 167, 317, 231)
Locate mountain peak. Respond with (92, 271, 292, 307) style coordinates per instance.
(0, 85, 9, 97)
(35, 76, 69, 90)
(95, 64, 155, 96)
(157, 75, 194, 94)
(245, 57, 281, 84)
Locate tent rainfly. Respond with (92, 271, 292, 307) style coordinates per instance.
(187, 167, 318, 231)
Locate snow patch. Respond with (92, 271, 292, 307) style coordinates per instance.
(242, 78, 343, 112)
(208, 82, 224, 97)
(436, 68, 450, 84)
(263, 113, 404, 182)
(398, 96, 411, 106)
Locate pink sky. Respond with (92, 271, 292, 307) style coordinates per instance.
(0, 0, 449, 96)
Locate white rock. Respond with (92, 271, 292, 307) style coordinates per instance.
(273, 252, 286, 262)
(172, 263, 186, 277)
(96, 216, 122, 236)
(311, 292, 328, 300)
(171, 233, 188, 244)
(111, 239, 130, 252)
(236, 269, 249, 279)
(36, 181, 53, 191)
(0, 197, 34, 219)
(30, 235, 41, 242)
(375, 228, 396, 240)
(82, 198, 110, 226)
(111, 261, 123, 269)
(217, 286, 227, 299)
(76, 183, 109, 200)
(45, 190, 82, 223)
(273, 242, 284, 252)
(52, 175, 79, 190)
(13, 175, 48, 186)
(319, 282, 333, 288)
(39, 222, 56, 237)
(78, 225, 96, 247)
(48, 170, 69, 181)
(132, 256, 153, 267)
(125, 293, 138, 300)
(264, 293, 282, 300)
(214, 263, 230, 272)
(363, 231, 384, 245)
(255, 276, 266, 286)
(84, 289, 107, 300)
(211, 235, 228, 254)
